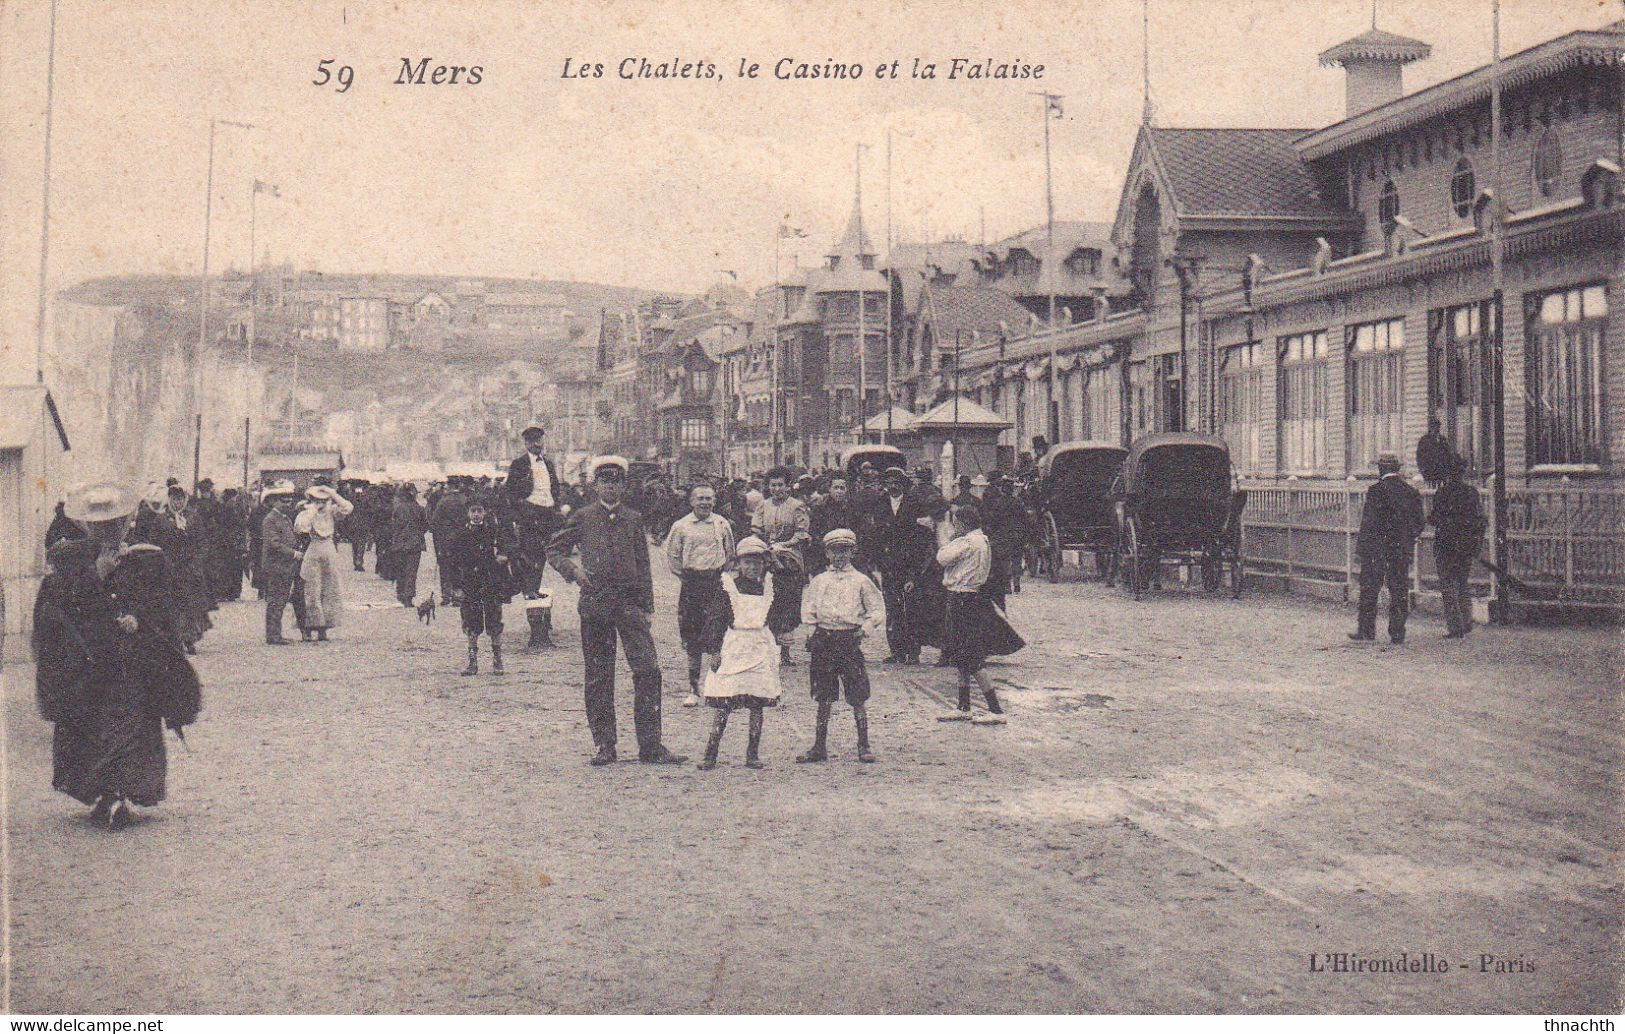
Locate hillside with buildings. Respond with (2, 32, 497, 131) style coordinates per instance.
(48, 271, 668, 485)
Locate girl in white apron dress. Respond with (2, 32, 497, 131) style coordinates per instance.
(697, 536, 781, 770)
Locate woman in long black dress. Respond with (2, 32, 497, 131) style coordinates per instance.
(33, 484, 201, 830)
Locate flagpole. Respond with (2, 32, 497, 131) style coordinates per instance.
(772, 227, 782, 466)
(855, 143, 868, 448)
(952, 330, 961, 484)
(196, 117, 253, 486)
(884, 128, 894, 445)
(1033, 91, 1064, 444)
(33, 0, 59, 386)
(244, 180, 256, 491)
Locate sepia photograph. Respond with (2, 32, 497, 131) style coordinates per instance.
(0, 0, 1620, 1019)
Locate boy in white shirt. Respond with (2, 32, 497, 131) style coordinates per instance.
(797, 528, 885, 763)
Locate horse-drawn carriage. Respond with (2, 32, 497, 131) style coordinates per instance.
(1035, 440, 1128, 582)
(1113, 432, 1247, 599)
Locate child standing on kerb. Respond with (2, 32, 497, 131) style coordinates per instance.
(696, 535, 780, 770)
(797, 527, 885, 764)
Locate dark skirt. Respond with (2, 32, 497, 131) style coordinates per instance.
(941, 591, 1025, 672)
(766, 569, 805, 638)
(677, 571, 728, 654)
(903, 572, 947, 649)
(52, 670, 167, 808)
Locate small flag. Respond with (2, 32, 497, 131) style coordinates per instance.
(1046, 95, 1064, 118)
(254, 180, 280, 197)
(720, 270, 737, 280)
(779, 225, 808, 239)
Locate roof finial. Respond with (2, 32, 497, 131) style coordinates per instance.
(1372, 0, 1378, 29)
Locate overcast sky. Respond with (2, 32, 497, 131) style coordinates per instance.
(0, 0, 1610, 377)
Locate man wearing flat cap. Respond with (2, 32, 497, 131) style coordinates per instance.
(548, 456, 686, 766)
(507, 424, 563, 600)
(1351, 452, 1425, 644)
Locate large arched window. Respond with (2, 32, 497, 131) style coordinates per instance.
(1532, 131, 1562, 198)
(1379, 179, 1400, 231)
(1450, 158, 1476, 218)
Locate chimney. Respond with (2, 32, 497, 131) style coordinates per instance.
(1319, 28, 1431, 119)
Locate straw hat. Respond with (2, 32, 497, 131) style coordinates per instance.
(64, 482, 135, 523)
(735, 535, 770, 558)
(261, 480, 296, 501)
(590, 455, 630, 479)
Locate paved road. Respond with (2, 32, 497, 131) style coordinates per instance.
(6, 552, 1619, 1013)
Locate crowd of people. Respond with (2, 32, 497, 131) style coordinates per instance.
(27, 417, 1490, 826)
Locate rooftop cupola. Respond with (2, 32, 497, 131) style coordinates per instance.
(1319, 27, 1431, 119)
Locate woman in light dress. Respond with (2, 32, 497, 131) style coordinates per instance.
(294, 484, 354, 641)
(697, 536, 781, 770)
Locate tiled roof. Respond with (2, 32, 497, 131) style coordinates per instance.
(1148, 128, 1345, 220)
(988, 221, 1113, 256)
(919, 284, 1035, 338)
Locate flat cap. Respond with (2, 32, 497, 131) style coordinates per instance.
(822, 528, 858, 548)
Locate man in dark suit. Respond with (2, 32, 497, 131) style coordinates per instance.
(1415, 416, 1457, 487)
(1351, 452, 1426, 644)
(1429, 453, 1485, 639)
(259, 484, 302, 645)
(506, 424, 563, 599)
(547, 456, 686, 767)
(867, 467, 933, 664)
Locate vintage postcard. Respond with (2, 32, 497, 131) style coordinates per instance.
(0, 0, 1619, 1019)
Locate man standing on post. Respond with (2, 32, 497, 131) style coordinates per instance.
(548, 456, 687, 767)
(507, 424, 563, 600)
(1350, 452, 1426, 644)
(666, 483, 736, 707)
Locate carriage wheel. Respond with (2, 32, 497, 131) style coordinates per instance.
(1124, 517, 1143, 600)
(1045, 513, 1063, 583)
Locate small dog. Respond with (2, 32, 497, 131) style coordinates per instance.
(416, 595, 437, 624)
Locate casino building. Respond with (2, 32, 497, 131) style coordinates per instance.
(950, 20, 1624, 612)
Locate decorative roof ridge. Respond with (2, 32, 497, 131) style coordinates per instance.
(1319, 28, 1432, 68)
(1298, 27, 1625, 159)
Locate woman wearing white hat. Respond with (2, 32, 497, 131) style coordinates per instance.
(32, 483, 201, 829)
(294, 484, 354, 639)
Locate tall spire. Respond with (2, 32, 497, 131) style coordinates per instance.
(831, 144, 875, 265)
(1141, 0, 1154, 126)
